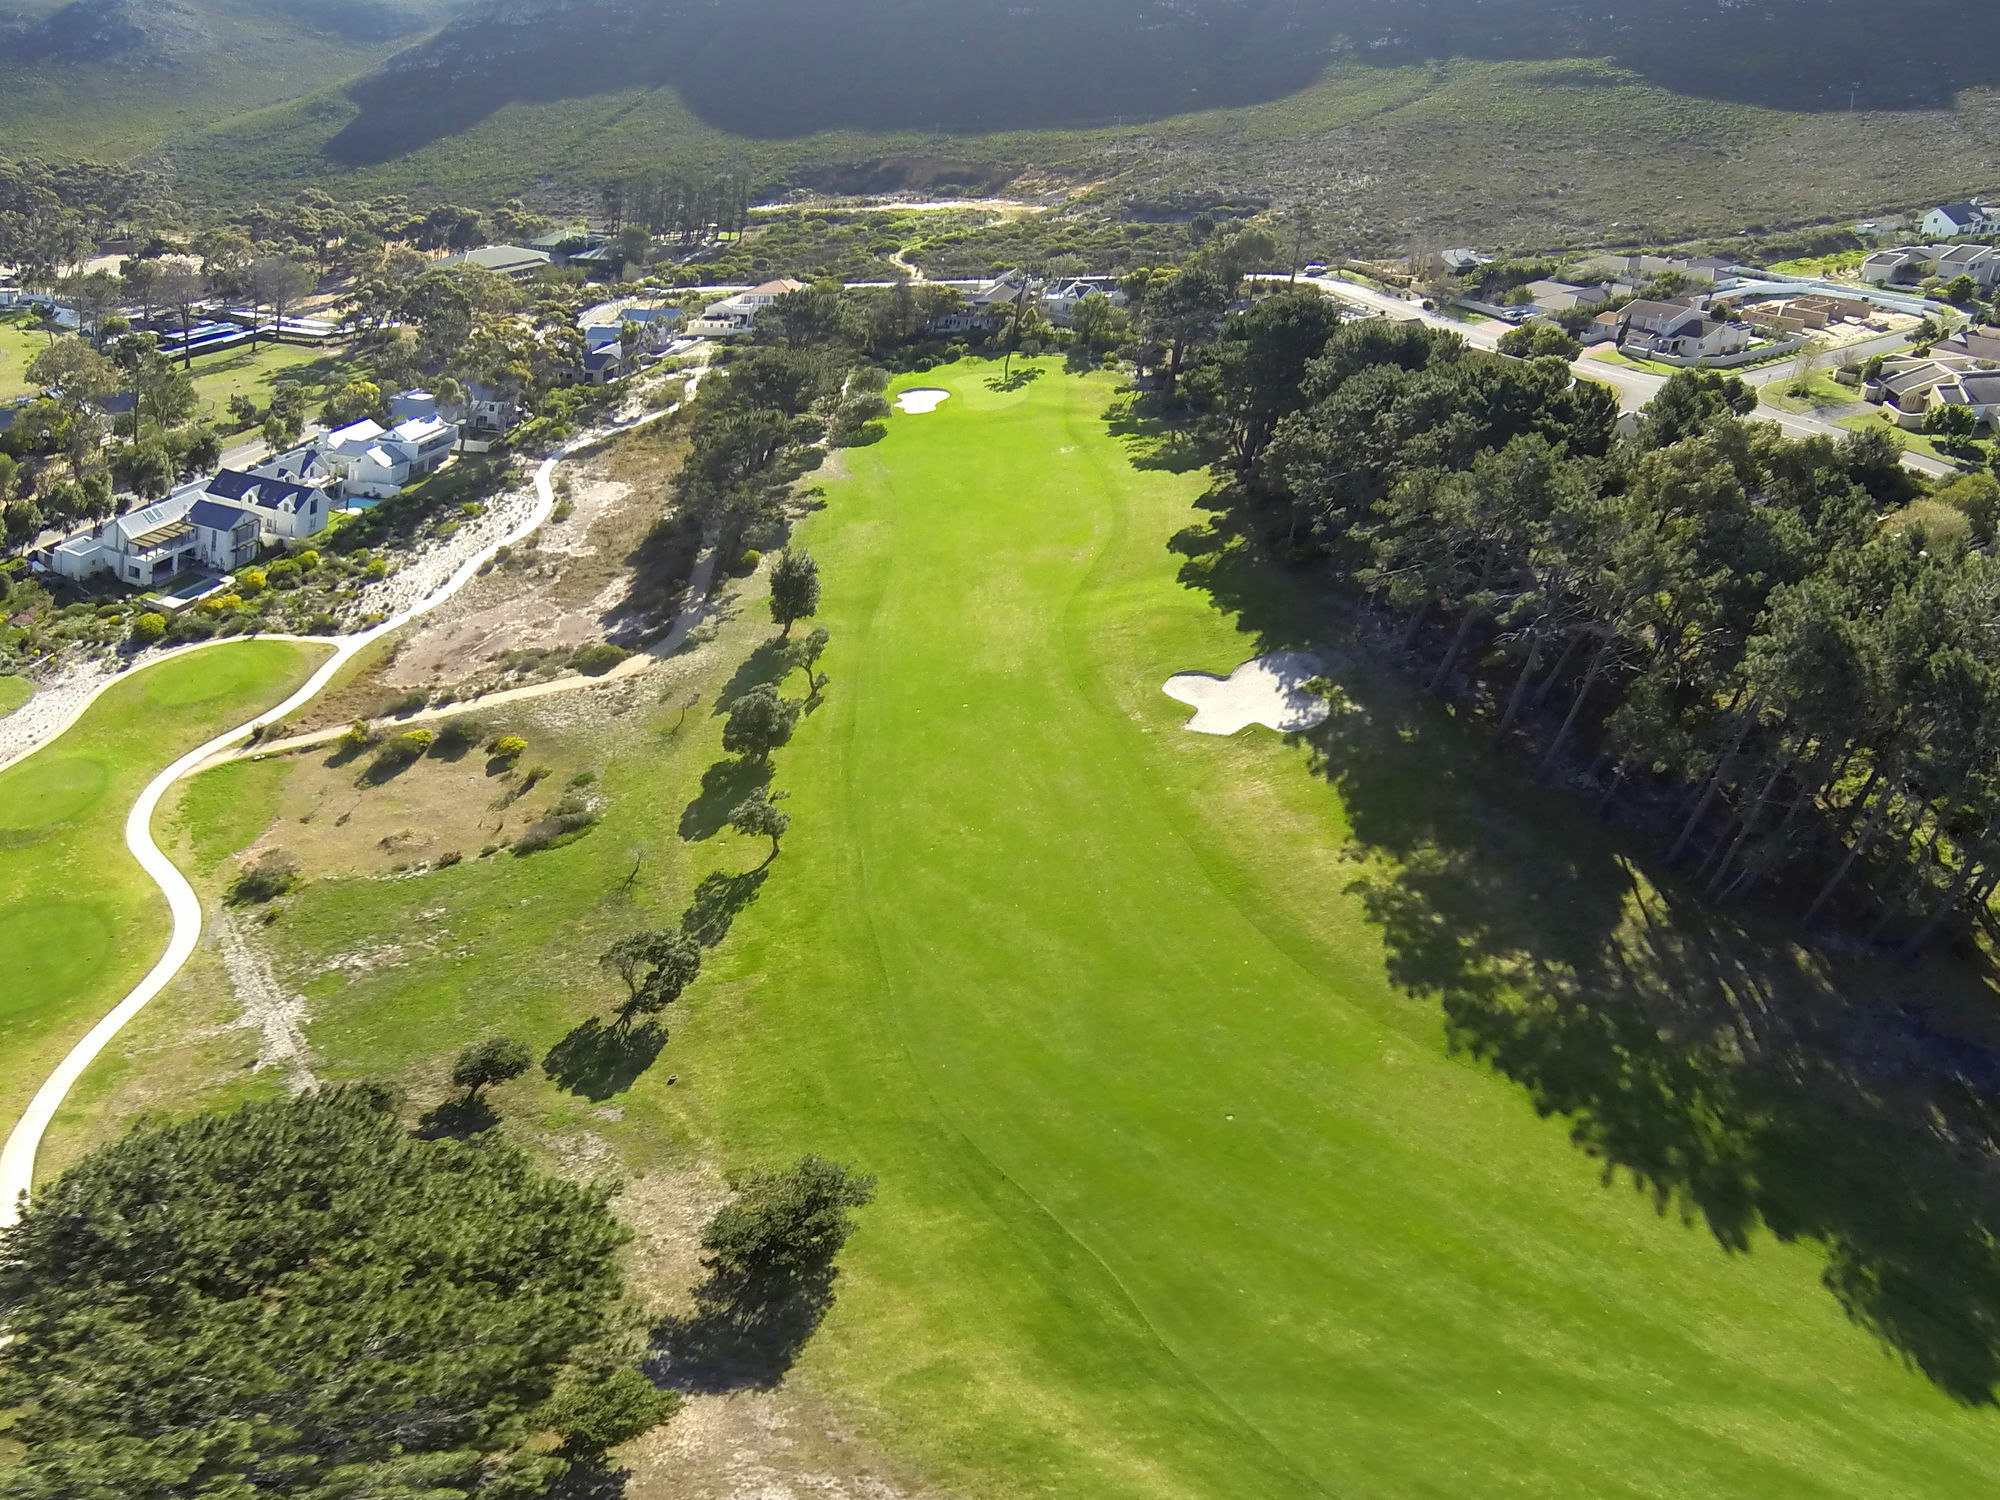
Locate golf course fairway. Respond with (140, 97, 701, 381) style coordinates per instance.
(0, 638, 328, 1146)
(666, 360, 2000, 1498)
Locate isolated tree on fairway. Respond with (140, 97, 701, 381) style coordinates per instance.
(701, 1154, 875, 1290)
(728, 787, 791, 865)
(600, 929, 703, 1024)
(786, 624, 831, 700)
(769, 548, 820, 638)
(452, 1034, 532, 1103)
(0, 1086, 652, 1495)
(723, 682, 799, 761)
(248, 255, 313, 348)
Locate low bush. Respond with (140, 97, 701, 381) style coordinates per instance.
(514, 791, 601, 854)
(732, 549, 762, 576)
(572, 642, 630, 677)
(489, 734, 528, 761)
(229, 850, 301, 904)
(128, 612, 167, 645)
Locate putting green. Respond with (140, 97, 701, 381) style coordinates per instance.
(665, 360, 2000, 1497)
(0, 640, 328, 1154)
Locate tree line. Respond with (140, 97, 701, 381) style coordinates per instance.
(1186, 292, 2000, 954)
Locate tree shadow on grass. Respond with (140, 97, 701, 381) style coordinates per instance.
(414, 1094, 498, 1139)
(648, 1269, 835, 1394)
(542, 1018, 667, 1101)
(680, 867, 768, 948)
(680, 755, 772, 843)
(1169, 469, 2000, 1405)
(986, 365, 1042, 393)
(1101, 393, 1219, 474)
(710, 637, 790, 715)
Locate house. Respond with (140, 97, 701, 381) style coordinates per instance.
(581, 345, 625, 384)
(1440, 248, 1492, 273)
(1620, 297, 1707, 337)
(1922, 203, 2000, 239)
(1866, 356, 1979, 412)
(1525, 279, 1613, 314)
(439, 244, 554, 280)
(1041, 279, 1128, 328)
(1860, 246, 1936, 286)
(1934, 327, 2000, 364)
(201, 467, 337, 541)
(1928, 371, 2000, 428)
(449, 381, 519, 436)
(1934, 243, 2000, 288)
(927, 272, 1039, 334)
(1648, 316, 1753, 361)
(687, 279, 806, 338)
(317, 402, 460, 498)
(50, 498, 202, 587)
(188, 498, 261, 573)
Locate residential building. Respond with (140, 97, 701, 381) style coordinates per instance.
(1525, 279, 1613, 314)
(1439, 248, 1492, 273)
(1859, 246, 1937, 285)
(1041, 279, 1128, 328)
(686, 279, 806, 338)
(1866, 356, 1981, 413)
(439, 244, 554, 280)
(202, 467, 337, 541)
(50, 498, 202, 587)
(188, 498, 261, 573)
(1929, 371, 2000, 428)
(1922, 203, 2000, 239)
(450, 381, 519, 436)
(1934, 243, 2000, 288)
(1934, 327, 2000, 364)
(317, 399, 459, 498)
(581, 345, 625, 384)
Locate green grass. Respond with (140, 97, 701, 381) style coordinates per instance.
(1837, 412, 1994, 469)
(0, 677, 30, 720)
(185, 342, 349, 425)
(1760, 371, 1863, 412)
(0, 312, 51, 403)
(1770, 249, 1871, 277)
(0, 639, 328, 1154)
(112, 358, 2000, 1498)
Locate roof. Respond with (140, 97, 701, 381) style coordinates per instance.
(364, 445, 397, 468)
(328, 417, 386, 446)
(583, 347, 622, 371)
(189, 498, 254, 531)
(128, 518, 192, 551)
(206, 468, 323, 513)
(1954, 373, 2000, 404)
(391, 415, 452, 443)
(1934, 203, 1986, 225)
(747, 278, 804, 298)
(444, 245, 554, 275)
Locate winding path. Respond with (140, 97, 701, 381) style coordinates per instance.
(0, 405, 686, 1225)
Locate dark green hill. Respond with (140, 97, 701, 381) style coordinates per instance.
(6, 0, 2000, 253)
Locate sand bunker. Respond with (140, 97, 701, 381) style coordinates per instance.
(1163, 651, 1331, 735)
(895, 388, 951, 414)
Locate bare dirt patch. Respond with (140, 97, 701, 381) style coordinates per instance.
(215, 911, 317, 1092)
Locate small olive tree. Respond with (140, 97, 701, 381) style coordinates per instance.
(599, 929, 703, 1025)
(727, 787, 791, 865)
(451, 1035, 532, 1102)
(768, 548, 820, 638)
(722, 684, 799, 761)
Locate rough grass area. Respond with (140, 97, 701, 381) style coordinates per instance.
(0, 676, 31, 720)
(1838, 411, 1995, 470)
(0, 639, 328, 1160)
(36, 360, 2000, 1497)
(1758, 370, 1863, 412)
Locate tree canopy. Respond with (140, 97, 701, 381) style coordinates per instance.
(0, 1086, 661, 1499)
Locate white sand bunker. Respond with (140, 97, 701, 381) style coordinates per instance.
(1164, 651, 1331, 735)
(895, 388, 952, 414)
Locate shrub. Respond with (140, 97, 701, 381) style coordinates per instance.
(432, 716, 485, 753)
(490, 734, 528, 761)
(296, 549, 320, 570)
(550, 499, 575, 522)
(364, 559, 388, 581)
(515, 791, 601, 853)
(732, 549, 762, 576)
(265, 559, 303, 590)
(339, 719, 372, 749)
(519, 763, 552, 792)
(436, 850, 463, 868)
(229, 850, 301, 904)
(128, 612, 168, 645)
(371, 729, 433, 773)
(388, 690, 428, 716)
(572, 642, 630, 676)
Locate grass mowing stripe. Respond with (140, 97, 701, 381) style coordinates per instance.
(0, 640, 329, 1156)
(664, 358, 2000, 1499)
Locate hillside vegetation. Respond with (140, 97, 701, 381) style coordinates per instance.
(7, 0, 2000, 248)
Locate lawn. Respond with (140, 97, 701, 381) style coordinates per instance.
(185, 341, 348, 426)
(0, 311, 50, 401)
(0, 639, 328, 1154)
(1759, 370, 1863, 413)
(1837, 411, 1993, 470)
(0, 677, 29, 719)
(68, 360, 2000, 1497)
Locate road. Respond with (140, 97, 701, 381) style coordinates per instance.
(0, 397, 694, 1226)
(1289, 273, 1952, 478)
